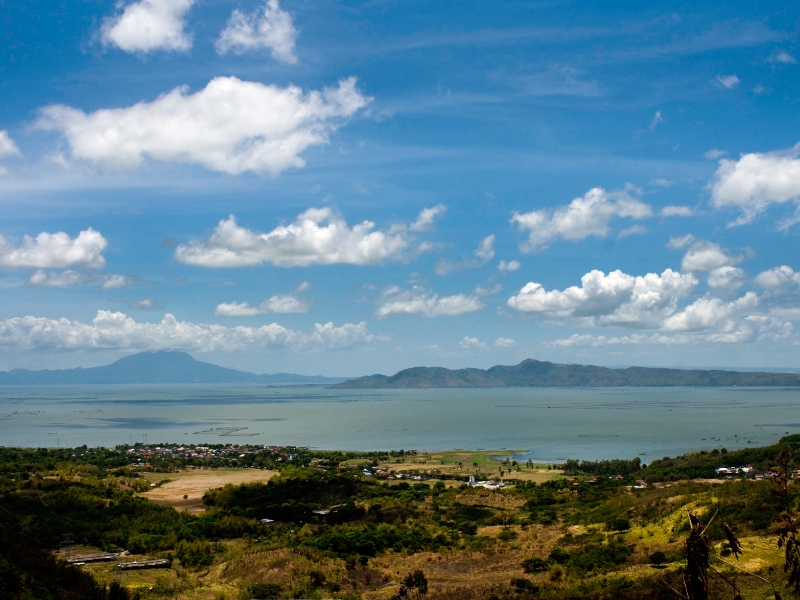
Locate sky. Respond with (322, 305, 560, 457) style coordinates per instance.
(0, 0, 799, 376)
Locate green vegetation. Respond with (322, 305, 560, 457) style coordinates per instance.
(332, 358, 800, 388)
(2, 437, 800, 598)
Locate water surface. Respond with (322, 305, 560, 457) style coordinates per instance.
(1, 385, 798, 461)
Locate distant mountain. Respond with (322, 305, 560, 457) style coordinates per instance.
(0, 351, 345, 385)
(330, 358, 800, 388)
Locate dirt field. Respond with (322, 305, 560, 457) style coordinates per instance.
(140, 468, 278, 514)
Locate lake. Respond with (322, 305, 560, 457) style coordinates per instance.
(1, 385, 799, 461)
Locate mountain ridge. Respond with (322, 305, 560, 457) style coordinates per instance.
(330, 358, 800, 388)
(0, 351, 345, 385)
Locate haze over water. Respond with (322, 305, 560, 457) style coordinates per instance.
(2, 385, 799, 461)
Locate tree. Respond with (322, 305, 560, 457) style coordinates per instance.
(396, 570, 428, 598)
(607, 518, 630, 533)
(648, 551, 667, 568)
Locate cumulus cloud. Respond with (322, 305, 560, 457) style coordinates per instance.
(216, 0, 297, 63)
(649, 110, 663, 130)
(661, 205, 693, 217)
(663, 293, 758, 332)
(175, 209, 409, 268)
(498, 260, 520, 272)
(755, 265, 800, 290)
(37, 77, 370, 176)
(0, 228, 106, 269)
(715, 74, 740, 89)
(459, 336, 488, 350)
(101, 0, 194, 53)
(704, 148, 726, 160)
(376, 286, 484, 318)
(129, 299, 157, 310)
(680, 241, 741, 272)
(709, 143, 800, 227)
(511, 187, 651, 251)
(495, 337, 517, 348)
(435, 235, 495, 275)
(215, 294, 310, 317)
(0, 311, 376, 352)
(707, 266, 746, 290)
(507, 268, 698, 328)
(28, 270, 88, 288)
(409, 204, 446, 232)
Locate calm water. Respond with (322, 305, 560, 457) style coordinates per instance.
(1, 385, 799, 461)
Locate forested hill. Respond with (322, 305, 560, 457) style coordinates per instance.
(0, 351, 344, 385)
(330, 359, 800, 388)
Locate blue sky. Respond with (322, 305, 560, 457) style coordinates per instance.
(1, 0, 799, 375)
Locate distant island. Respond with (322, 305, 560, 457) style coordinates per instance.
(0, 351, 346, 385)
(331, 358, 800, 388)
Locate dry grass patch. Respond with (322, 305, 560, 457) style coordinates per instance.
(140, 468, 278, 513)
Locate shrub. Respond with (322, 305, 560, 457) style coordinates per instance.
(498, 529, 518, 542)
(548, 547, 570, 564)
(250, 583, 282, 599)
(511, 577, 539, 593)
(648, 551, 668, 567)
(521, 557, 549, 573)
(457, 522, 478, 535)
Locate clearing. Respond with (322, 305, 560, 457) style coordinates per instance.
(140, 468, 278, 514)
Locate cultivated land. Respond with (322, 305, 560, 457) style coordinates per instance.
(2, 440, 800, 599)
(141, 469, 279, 514)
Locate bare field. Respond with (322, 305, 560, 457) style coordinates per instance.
(140, 468, 278, 514)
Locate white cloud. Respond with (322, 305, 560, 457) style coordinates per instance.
(435, 235, 495, 275)
(649, 110, 663, 130)
(495, 337, 517, 348)
(707, 266, 746, 290)
(511, 187, 651, 251)
(129, 299, 157, 310)
(101, 274, 135, 290)
(0, 310, 376, 352)
(376, 286, 484, 318)
(474, 284, 502, 297)
(667, 234, 695, 249)
(704, 148, 726, 160)
(175, 209, 408, 268)
(709, 143, 800, 227)
(216, 0, 297, 64)
(459, 336, 488, 350)
(311, 321, 376, 349)
(618, 224, 647, 238)
(101, 0, 194, 53)
(0, 228, 106, 269)
(755, 265, 800, 290)
(409, 204, 447, 232)
(37, 77, 370, 176)
(663, 292, 758, 332)
(680, 241, 741, 272)
(28, 270, 88, 288)
(498, 260, 520, 272)
(0, 131, 20, 158)
(715, 74, 740, 89)
(215, 294, 311, 317)
(549, 292, 792, 347)
(661, 205, 693, 217)
(769, 50, 796, 64)
(508, 268, 698, 328)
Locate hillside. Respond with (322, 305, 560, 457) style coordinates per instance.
(0, 351, 345, 385)
(330, 358, 800, 388)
